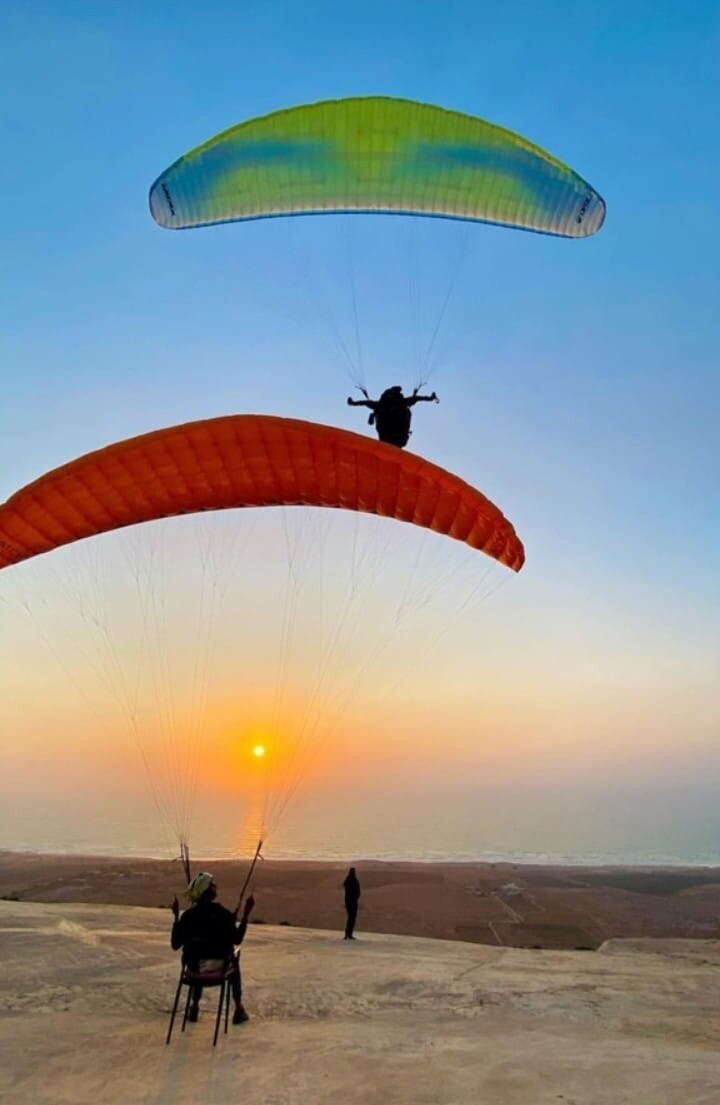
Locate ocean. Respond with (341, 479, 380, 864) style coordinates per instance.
(4, 786, 720, 867)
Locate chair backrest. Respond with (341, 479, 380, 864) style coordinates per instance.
(182, 935, 224, 967)
(183, 967, 226, 984)
(182, 947, 233, 984)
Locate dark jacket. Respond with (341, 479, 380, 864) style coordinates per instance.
(171, 900, 248, 966)
(343, 873, 361, 906)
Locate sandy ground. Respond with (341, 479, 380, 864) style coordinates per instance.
(2, 852, 720, 949)
(1, 899, 719, 1105)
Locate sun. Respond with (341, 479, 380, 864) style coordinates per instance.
(252, 744, 266, 759)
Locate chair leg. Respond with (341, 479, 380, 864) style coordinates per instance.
(165, 974, 185, 1045)
(224, 977, 231, 1034)
(212, 980, 225, 1047)
(181, 984, 194, 1033)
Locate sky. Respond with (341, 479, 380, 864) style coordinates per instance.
(0, 0, 719, 863)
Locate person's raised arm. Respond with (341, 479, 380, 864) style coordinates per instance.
(234, 893, 255, 944)
(170, 896, 184, 949)
(408, 390, 439, 406)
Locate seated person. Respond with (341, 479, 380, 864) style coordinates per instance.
(171, 872, 255, 1025)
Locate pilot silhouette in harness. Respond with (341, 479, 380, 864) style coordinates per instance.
(347, 386, 439, 448)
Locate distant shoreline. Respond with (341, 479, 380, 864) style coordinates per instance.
(3, 846, 720, 866)
(3, 845, 719, 867)
(2, 850, 719, 950)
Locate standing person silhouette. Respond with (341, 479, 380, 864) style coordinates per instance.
(343, 866, 361, 940)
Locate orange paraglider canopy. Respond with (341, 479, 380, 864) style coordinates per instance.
(0, 415, 524, 571)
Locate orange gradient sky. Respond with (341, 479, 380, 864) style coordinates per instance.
(1, 508, 718, 861)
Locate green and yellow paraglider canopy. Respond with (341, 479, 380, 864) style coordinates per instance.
(149, 96, 605, 239)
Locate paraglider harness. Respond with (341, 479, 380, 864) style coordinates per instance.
(359, 384, 439, 444)
(346, 383, 438, 448)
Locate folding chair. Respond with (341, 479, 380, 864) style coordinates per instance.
(166, 958, 233, 1046)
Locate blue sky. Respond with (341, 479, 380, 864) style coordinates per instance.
(1, 1, 719, 857)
